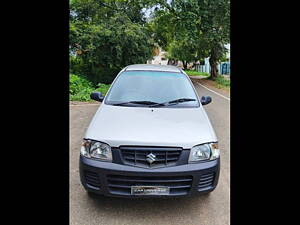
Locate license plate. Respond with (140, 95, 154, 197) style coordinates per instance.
(131, 186, 170, 195)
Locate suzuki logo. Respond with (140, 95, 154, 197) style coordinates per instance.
(146, 153, 156, 164)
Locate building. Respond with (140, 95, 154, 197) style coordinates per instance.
(147, 47, 168, 65)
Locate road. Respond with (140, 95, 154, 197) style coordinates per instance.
(70, 81, 230, 225)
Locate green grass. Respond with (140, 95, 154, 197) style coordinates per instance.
(215, 75, 230, 89)
(70, 74, 111, 101)
(185, 70, 210, 77)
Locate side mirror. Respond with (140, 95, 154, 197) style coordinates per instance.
(90, 92, 104, 102)
(201, 96, 212, 105)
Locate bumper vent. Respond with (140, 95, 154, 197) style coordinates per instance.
(84, 171, 101, 188)
(107, 175, 193, 196)
(120, 146, 182, 168)
(198, 172, 215, 190)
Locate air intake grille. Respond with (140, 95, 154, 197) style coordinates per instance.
(107, 175, 193, 196)
(120, 146, 182, 168)
(198, 172, 215, 190)
(84, 171, 101, 188)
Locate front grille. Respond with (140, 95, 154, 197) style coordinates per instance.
(84, 171, 101, 188)
(198, 172, 215, 190)
(107, 175, 193, 196)
(120, 146, 182, 168)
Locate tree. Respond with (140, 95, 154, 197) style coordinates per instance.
(69, 0, 155, 84)
(150, 0, 230, 79)
(149, 3, 201, 69)
(195, 0, 230, 79)
(167, 39, 198, 70)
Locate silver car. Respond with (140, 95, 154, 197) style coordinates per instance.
(79, 64, 220, 198)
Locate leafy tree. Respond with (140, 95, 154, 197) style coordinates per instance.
(149, 6, 199, 68)
(196, 0, 230, 79)
(167, 39, 198, 69)
(150, 0, 229, 79)
(148, 8, 175, 50)
(70, 0, 229, 83)
(70, 0, 155, 84)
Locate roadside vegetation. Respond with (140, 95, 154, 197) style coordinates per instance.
(70, 74, 110, 101)
(69, 0, 229, 102)
(186, 69, 230, 90)
(151, 0, 229, 79)
(70, 0, 154, 86)
(215, 76, 230, 88)
(185, 70, 210, 77)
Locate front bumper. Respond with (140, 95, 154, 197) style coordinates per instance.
(79, 155, 220, 198)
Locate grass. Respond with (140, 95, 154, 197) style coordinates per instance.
(215, 75, 230, 89)
(70, 74, 111, 101)
(186, 69, 230, 89)
(185, 70, 210, 77)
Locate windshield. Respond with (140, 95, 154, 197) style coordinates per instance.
(105, 71, 199, 107)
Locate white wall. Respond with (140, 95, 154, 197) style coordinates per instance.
(147, 48, 168, 65)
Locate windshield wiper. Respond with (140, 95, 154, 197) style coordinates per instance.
(112, 98, 196, 107)
(150, 98, 197, 107)
(112, 100, 159, 106)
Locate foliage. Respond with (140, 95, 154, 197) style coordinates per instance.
(69, 55, 90, 75)
(215, 75, 230, 88)
(70, 73, 93, 95)
(185, 70, 210, 77)
(69, 0, 155, 85)
(95, 83, 111, 96)
(220, 54, 229, 62)
(150, 0, 230, 79)
(166, 39, 199, 69)
(148, 9, 175, 50)
(70, 74, 110, 101)
(69, 0, 230, 95)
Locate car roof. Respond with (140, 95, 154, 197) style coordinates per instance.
(125, 64, 182, 73)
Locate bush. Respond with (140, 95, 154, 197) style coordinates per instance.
(70, 74, 111, 101)
(70, 87, 95, 101)
(70, 74, 93, 95)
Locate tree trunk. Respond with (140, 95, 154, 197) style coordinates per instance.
(209, 50, 219, 80)
(191, 62, 196, 69)
(183, 61, 188, 70)
(168, 59, 178, 65)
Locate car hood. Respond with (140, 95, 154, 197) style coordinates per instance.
(85, 104, 217, 149)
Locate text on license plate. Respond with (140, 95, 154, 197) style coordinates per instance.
(131, 186, 170, 195)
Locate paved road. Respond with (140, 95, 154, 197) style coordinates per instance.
(70, 81, 230, 225)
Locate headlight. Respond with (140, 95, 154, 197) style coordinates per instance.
(189, 143, 220, 162)
(80, 140, 112, 161)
